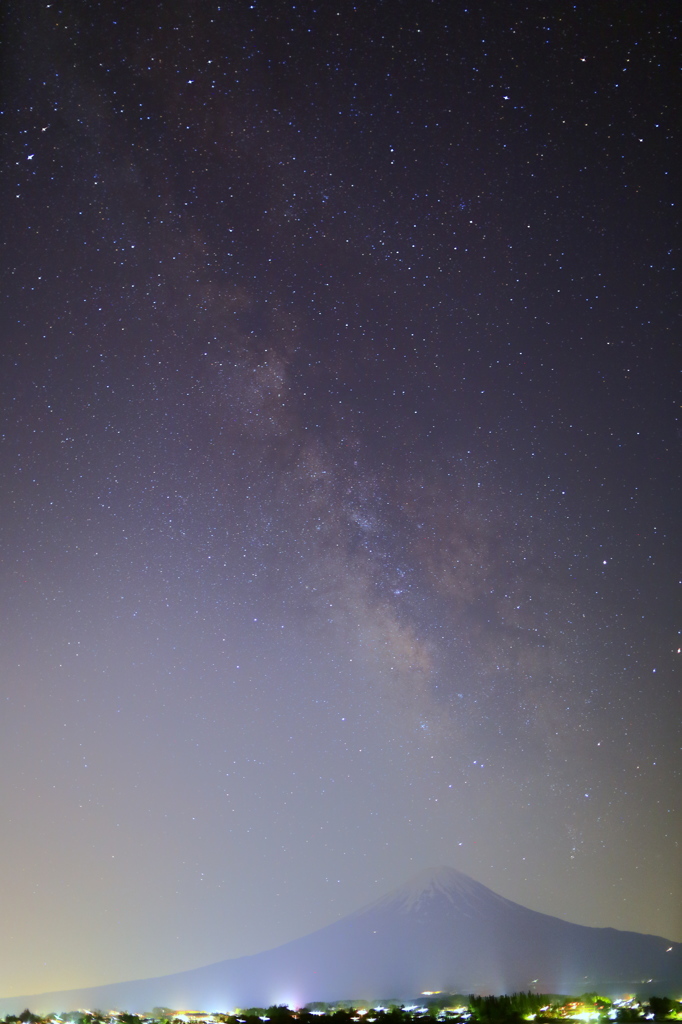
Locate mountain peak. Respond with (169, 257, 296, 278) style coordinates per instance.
(407, 864, 474, 889)
(367, 865, 512, 916)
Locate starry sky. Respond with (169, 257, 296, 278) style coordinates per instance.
(1, 0, 680, 1001)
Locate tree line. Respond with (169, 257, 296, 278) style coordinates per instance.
(5, 993, 682, 1024)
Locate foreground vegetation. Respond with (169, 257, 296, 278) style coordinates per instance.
(5, 993, 682, 1024)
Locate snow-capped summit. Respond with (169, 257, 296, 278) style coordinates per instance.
(367, 865, 515, 917)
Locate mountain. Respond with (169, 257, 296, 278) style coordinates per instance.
(1, 866, 680, 1013)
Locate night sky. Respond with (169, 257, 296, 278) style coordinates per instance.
(1, 0, 680, 1001)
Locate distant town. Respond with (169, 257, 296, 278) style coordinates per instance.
(4, 993, 682, 1024)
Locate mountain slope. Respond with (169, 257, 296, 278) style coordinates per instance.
(1, 867, 679, 1012)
